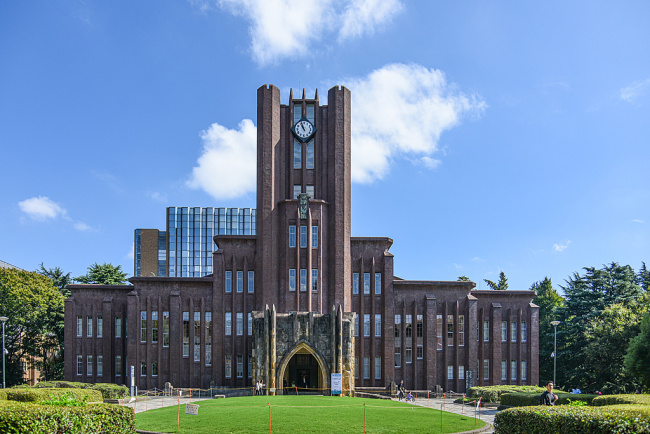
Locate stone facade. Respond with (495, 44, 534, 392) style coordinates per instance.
(64, 84, 539, 394)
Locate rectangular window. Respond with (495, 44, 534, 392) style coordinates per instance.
(458, 366, 465, 380)
(294, 140, 302, 169)
(115, 317, 122, 338)
(511, 360, 517, 380)
(151, 311, 158, 343)
(395, 314, 401, 367)
(225, 271, 232, 293)
(511, 322, 517, 342)
(352, 273, 359, 294)
(248, 271, 254, 293)
(312, 269, 318, 292)
(97, 317, 103, 338)
(237, 271, 243, 293)
(194, 312, 201, 362)
(501, 321, 507, 342)
(97, 355, 103, 377)
(521, 321, 527, 342)
(77, 316, 82, 337)
(484, 359, 490, 380)
(521, 360, 527, 381)
(293, 185, 301, 199)
(354, 316, 359, 337)
(294, 104, 301, 123)
(300, 269, 307, 292)
(502, 360, 507, 381)
(87, 355, 93, 376)
(237, 355, 243, 378)
(306, 141, 314, 169)
(300, 225, 307, 248)
(447, 315, 454, 345)
(183, 312, 190, 357)
(140, 361, 146, 376)
(152, 361, 158, 377)
(115, 355, 122, 376)
(289, 226, 296, 248)
(405, 348, 412, 364)
(289, 269, 296, 292)
(483, 320, 489, 341)
(364, 314, 370, 337)
(76, 355, 82, 376)
(437, 315, 443, 350)
(458, 315, 465, 346)
(416, 346, 423, 359)
(306, 185, 314, 198)
(248, 312, 252, 336)
(355, 357, 359, 379)
(236, 312, 243, 336)
(163, 311, 170, 347)
(416, 315, 423, 338)
(205, 312, 212, 366)
(225, 312, 232, 336)
(405, 314, 412, 338)
(447, 365, 454, 380)
(363, 357, 370, 379)
(225, 355, 232, 378)
(311, 226, 318, 248)
(374, 314, 381, 337)
(140, 311, 146, 342)
(87, 316, 93, 338)
(363, 272, 370, 294)
(375, 273, 381, 295)
(248, 356, 253, 379)
(375, 357, 381, 379)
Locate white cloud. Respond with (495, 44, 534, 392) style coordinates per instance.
(149, 192, 168, 203)
(631, 219, 644, 224)
(349, 63, 486, 183)
(187, 119, 257, 200)
(619, 78, 650, 104)
(73, 222, 94, 232)
(126, 245, 134, 261)
(553, 240, 571, 252)
(18, 196, 67, 221)
(208, 0, 403, 66)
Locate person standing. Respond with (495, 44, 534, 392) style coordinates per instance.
(397, 380, 406, 401)
(539, 381, 559, 405)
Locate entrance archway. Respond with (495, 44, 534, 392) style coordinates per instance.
(277, 341, 329, 394)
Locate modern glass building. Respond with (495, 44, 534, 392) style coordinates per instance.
(135, 207, 256, 278)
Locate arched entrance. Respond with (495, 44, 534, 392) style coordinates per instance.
(277, 342, 329, 394)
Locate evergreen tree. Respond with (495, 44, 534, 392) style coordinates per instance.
(74, 262, 128, 285)
(484, 271, 508, 290)
(625, 310, 650, 389)
(38, 263, 72, 298)
(531, 277, 563, 385)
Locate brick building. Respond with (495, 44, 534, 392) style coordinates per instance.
(65, 85, 538, 393)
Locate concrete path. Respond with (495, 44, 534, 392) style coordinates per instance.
(397, 396, 496, 433)
(120, 395, 214, 414)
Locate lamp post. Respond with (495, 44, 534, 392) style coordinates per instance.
(0, 317, 7, 389)
(551, 320, 560, 387)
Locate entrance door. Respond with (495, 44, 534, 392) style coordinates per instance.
(285, 353, 319, 393)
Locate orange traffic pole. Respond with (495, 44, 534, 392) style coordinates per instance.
(364, 402, 367, 433)
(440, 403, 443, 433)
(177, 397, 181, 432)
(268, 402, 272, 433)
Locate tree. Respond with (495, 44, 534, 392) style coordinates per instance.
(38, 263, 72, 298)
(457, 276, 470, 281)
(625, 310, 650, 389)
(484, 271, 508, 290)
(531, 277, 563, 384)
(74, 262, 128, 285)
(0, 268, 65, 386)
(638, 262, 650, 292)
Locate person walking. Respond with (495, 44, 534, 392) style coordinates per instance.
(397, 380, 406, 401)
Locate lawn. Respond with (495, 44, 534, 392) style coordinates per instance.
(136, 395, 486, 433)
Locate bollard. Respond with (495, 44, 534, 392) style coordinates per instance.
(364, 402, 366, 434)
(177, 398, 181, 432)
(462, 394, 465, 414)
(268, 402, 272, 434)
(146, 391, 148, 412)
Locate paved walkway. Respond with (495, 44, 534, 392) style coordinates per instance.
(120, 395, 214, 414)
(400, 397, 496, 433)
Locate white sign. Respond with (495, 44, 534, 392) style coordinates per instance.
(331, 373, 342, 395)
(185, 403, 200, 416)
(130, 366, 135, 387)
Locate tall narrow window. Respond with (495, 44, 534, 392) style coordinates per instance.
(289, 269, 296, 292)
(289, 225, 296, 248)
(152, 361, 158, 376)
(76, 355, 82, 376)
(140, 362, 146, 377)
(300, 269, 307, 292)
(97, 355, 103, 377)
(484, 359, 490, 380)
(294, 104, 302, 123)
(501, 321, 507, 341)
(447, 315, 454, 346)
(163, 311, 170, 347)
(405, 315, 412, 338)
(225, 271, 232, 293)
(225, 355, 232, 378)
(354, 316, 359, 337)
(458, 315, 465, 346)
(151, 312, 158, 343)
(311, 269, 318, 292)
(416, 346, 423, 359)
(293, 185, 301, 199)
(306, 141, 314, 169)
(363, 357, 370, 379)
(405, 348, 412, 364)
(364, 314, 370, 337)
(115, 355, 122, 376)
(225, 312, 232, 336)
(502, 360, 507, 381)
(306, 103, 314, 122)
(205, 312, 212, 366)
(511, 322, 517, 342)
(248, 271, 254, 293)
(194, 312, 201, 362)
(374, 314, 381, 337)
(77, 316, 82, 337)
(355, 357, 359, 379)
(459, 366, 465, 380)
(87, 316, 93, 337)
(437, 315, 443, 350)
(483, 320, 490, 341)
(237, 271, 243, 293)
(294, 140, 302, 169)
(87, 355, 93, 376)
(140, 311, 146, 342)
(416, 315, 423, 338)
(363, 273, 370, 294)
(183, 312, 190, 357)
(306, 185, 314, 198)
(374, 357, 381, 379)
(115, 317, 122, 338)
(375, 273, 381, 294)
(521, 321, 527, 342)
(311, 226, 318, 248)
(248, 356, 253, 379)
(511, 360, 517, 380)
(394, 314, 401, 367)
(300, 225, 307, 248)
(352, 273, 359, 294)
(97, 317, 103, 338)
(447, 365, 454, 380)
(521, 360, 527, 381)
(236, 312, 243, 336)
(236, 355, 243, 378)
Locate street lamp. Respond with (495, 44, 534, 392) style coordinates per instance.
(550, 320, 560, 388)
(0, 317, 7, 389)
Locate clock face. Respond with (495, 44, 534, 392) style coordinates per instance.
(292, 119, 316, 142)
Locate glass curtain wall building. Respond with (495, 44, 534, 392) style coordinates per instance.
(135, 207, 256, 278)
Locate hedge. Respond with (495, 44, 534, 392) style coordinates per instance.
(0, 401, 135, 434)
(501, 392, 598, 407)
(592, 394, 650, 407)
(494, 405, 650, 433)
(5, 388, 103, 404)
(31, 381, 129, 400)
(467, 385, 550, 403)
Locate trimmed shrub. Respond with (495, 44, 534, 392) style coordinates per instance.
(0, 401, 135, 434)
(467, 385, 550, 403)
(0, 391, 6, 401)
(5, 388, 102, 404)
(501, 392, 598, 407)
(494, 405, 650, 433)
(31, 381, 129, 399)
(592, 394, 650, 406)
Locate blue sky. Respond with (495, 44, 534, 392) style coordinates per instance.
(1, 0, 649, 291)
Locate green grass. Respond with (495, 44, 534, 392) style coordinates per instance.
(136, 395, 486, 433)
